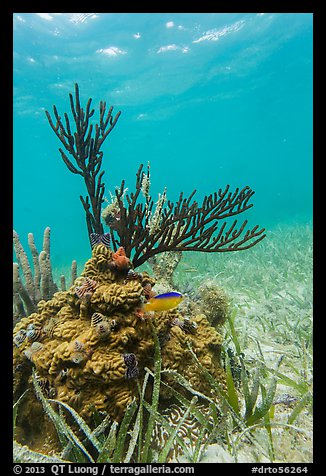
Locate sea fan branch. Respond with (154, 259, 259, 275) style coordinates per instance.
(45, 83, 121, 238)
(103, 164, 266, 268)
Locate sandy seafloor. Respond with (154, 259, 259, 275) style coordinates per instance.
(51, 221, 313, 463)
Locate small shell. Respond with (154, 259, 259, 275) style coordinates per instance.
(91, 312, 104, 327)
(95, 321, 110, 339)
(30, 341, 44, 352)
(13, 329, 27, 347)
(75, 277, 98, 299)
(126, 269, 137, 280)
(123, 353, 139, 379)
(126, 366, 139, 379)
(26, 327, 42, 341)
(123, 353, 138, 368)
(183, 317, 197, 333)
(171, 317, 197, 334)
(143, 283, 156, 299)
(126, 270, 143, 281)
(34, 371, 57, 398)
(170, 317, 182, 327)
(48, 387, 57, 398)
(23, 341, 43, 360)
(109, 319, 117, 331)
(71, 352, 86, 365)
(36, 377, 50, 395)
(23, 349, 33, 360)
(42, 317, 59, 337)
(72, 340, 85, 352)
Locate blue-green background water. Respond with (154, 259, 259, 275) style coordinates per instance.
(13, 13, 313, 268)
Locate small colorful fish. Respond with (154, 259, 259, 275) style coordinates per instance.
(90, 232, 111, 249)
(143, 292, 183, 312)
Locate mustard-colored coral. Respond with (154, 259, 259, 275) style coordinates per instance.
(13, 243, 227, 439)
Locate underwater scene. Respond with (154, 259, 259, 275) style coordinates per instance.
(13, 13, 313, 464)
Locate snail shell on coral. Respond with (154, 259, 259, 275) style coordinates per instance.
(72, 340, 85, 352)
(26, 327, 42, 341)
(126, 366, 139, 379)
(123, 353, 138, 368)
(170, 317, 182, 327)
(42, 317, 59, 337)
(48, 387, 57, 398)
(70, 352, 86, 365)
(75, 277, 98, 299)
(171, 316, 197, 333)
(34, 372, 50, 395)
(95, 321, 111, 339)
(123, 353, 139, 379)
(71, 352, 86, 365)
(142, 283, 156, 299)
(91, 312, 104, 327)
(23, 349, 33, 360)
(55, 368, 69, 383)
(13, 329, 27, 347)
(125, 269, 143, 281)
(30, 341, 44, 352)
(183, 317, 197, 333)
(23, 341, 44, 360)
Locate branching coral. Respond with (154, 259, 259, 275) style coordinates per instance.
(103, 163, 266, 268)
(45, 83, 121, 238)
(46, 84, 265, 269)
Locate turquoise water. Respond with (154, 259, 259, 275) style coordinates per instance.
(13, 13, 313, 268)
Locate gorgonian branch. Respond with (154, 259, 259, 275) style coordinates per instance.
(102, 164, 266, 268)
(45, 83, 121, 238)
